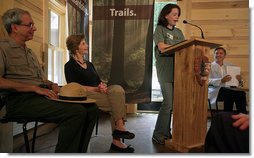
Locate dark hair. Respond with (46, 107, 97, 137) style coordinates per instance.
(214, 47, 227, 55)
(2, 8, 31, 34)
(157, 3, 181, 27)
(66, 34, 86, 55)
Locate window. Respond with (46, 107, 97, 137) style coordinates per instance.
(47, 1, 68, 85)
(49, 11, 59, 47)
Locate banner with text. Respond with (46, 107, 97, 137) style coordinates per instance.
(92, 0, 154, 103)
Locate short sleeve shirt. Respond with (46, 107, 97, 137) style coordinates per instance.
(0, 37, 45, 85)
(153, 25, 185, 82)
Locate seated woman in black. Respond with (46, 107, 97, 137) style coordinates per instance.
(64, 34, 135, 153)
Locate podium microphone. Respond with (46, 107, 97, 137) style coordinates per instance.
(183, 20, 204, 39)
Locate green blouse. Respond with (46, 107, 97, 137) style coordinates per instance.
(153, 25, 185, 83)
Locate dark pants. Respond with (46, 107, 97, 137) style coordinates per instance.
(5, 92, 98, 153)
(217, 87, 247, 113)
(205, 112, 249, 153)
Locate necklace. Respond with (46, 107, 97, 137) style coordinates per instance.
(76, 60, 86, 65)
(76, 59, 87, 69)
(73, 56, 86, 65)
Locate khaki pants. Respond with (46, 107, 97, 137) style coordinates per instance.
(87, 85, 126, 131)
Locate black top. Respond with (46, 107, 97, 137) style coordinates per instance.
(64, 57, 101, 87)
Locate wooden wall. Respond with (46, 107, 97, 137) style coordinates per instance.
(178, 0, 249, 88)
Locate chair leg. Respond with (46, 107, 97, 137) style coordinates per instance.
(95, 115, 99, 135)
(215, 101, 219, 112)
(208, 99, 213, 118)
(22, 122, 30, 153)
(31, 121, 38, 153)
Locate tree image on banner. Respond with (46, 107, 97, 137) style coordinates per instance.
(108, 0, 126, 87)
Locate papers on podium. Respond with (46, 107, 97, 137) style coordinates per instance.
(225, 66, 240, 87)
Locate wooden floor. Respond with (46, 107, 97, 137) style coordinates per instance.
(13, 112, 211, 153)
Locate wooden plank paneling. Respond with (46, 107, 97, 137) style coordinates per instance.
(191, 28, 248, 38)
(202, 24, 249, 31)
(192, 0, 248, 2)
(205, 36, 248, 41)
(226, 46, 249, 55)
(179, 0, 249, 88)
(192, 8, 249, 20)
(190, 19, 249, 26)
(192, 1, 248, 9)
(16, 0, 43, 14)
(0, 1, 14, 15)
(216, 39, 249, 45)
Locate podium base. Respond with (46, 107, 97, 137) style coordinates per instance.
(165, 139, 204, 153)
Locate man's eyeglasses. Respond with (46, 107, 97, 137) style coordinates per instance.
(17, 23, 34, 29)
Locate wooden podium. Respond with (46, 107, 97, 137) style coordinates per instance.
(162, 38, 221, 152)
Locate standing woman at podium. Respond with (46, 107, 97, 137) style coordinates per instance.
(152, 3, 185, 145)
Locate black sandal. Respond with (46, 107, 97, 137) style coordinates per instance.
(112, 129, 135, 139)
(110, 143, 134, 153)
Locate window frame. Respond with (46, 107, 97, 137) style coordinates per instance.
(46, 0, 68, 85)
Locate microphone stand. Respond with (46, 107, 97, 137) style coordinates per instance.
(183, 20, 204, 39)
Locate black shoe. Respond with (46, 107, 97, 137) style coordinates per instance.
(167, 132, 172, 139)
(164, 133, 172, 140)
(152, 136, 165, 145)
(168, 132, 172, 139)
(110, 143, 134, 153)
(112, 130, 135, 139)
